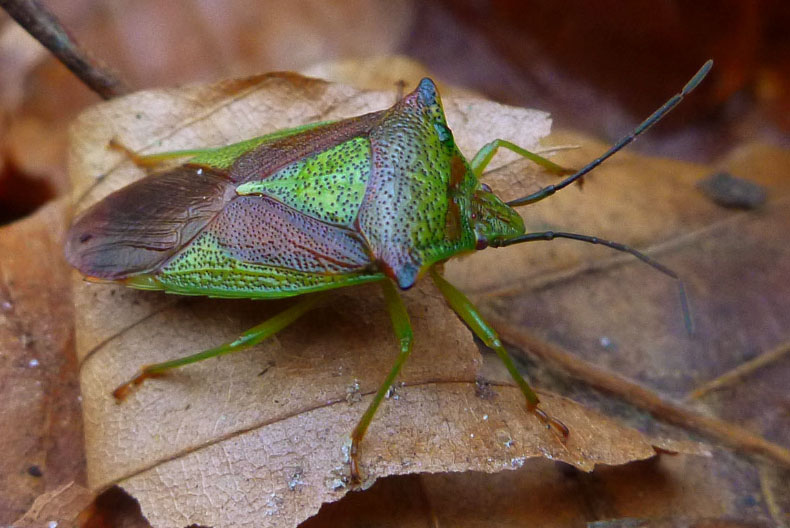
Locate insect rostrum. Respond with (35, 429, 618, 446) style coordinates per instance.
(65, 61, 712, 483)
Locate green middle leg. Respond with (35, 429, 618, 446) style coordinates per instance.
(349, 279, 414, 483)
(112, 293, 325, 400)
(469, 138, 574, 179)
(429, 266, 568, 438)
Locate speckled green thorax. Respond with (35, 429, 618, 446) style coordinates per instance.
(357, 79, 478, 287)
(235, 136, 371, 228)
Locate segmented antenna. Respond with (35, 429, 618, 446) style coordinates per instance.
(494, 231, 694, 333)
(507, 60, 713, 207)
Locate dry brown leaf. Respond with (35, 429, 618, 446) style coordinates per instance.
(0, 199, 85, 523)
(442, 136, 790, 522)
(68, 73, 701, 527)
(300, 55, 478, 98)
(12, 481, 94, 528)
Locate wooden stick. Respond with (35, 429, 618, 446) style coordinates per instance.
(688, 340, 790, 400)
(1, 0, 129, 99)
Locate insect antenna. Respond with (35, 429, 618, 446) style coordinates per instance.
(493, 231, 694, 334)
(506, 60, 713, 208)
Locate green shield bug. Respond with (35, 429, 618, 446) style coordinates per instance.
(65, 60, 712, 482)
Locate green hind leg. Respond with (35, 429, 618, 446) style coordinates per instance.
(429, 266, 568, 438)
(108, 138, 216, 169)
(349, 279, 413, 483)
(469, 138, 574, 178)
(113, 294, 324, 400)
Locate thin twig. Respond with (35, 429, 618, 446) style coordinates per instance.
(493, 317, 790, 468)
(0, 0, 129, 99)
(687, 340, 790, 400)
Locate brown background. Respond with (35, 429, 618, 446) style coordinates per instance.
(1, 1, 789, 526)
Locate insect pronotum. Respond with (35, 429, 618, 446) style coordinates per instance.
(66, 60, 712, 482)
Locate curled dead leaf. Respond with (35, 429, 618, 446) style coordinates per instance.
(70, 72, 703, 528)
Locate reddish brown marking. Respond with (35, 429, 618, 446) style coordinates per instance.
(449, 154, 466, 190)
(444, 199, 462, 241)
(112, 368, 166, 401)
(208, 196, 371, 274)
(230, 111, 384, 185)
(533, 407, 570, 442)
(442, 155, 468, 242)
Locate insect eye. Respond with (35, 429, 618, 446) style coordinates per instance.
(480, 183, 492, 193)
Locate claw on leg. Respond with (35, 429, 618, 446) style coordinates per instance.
(112, 367, 164, 401)
(345, 280, 414, 486)
(348, 436, 362, 484)
(430, 266, 571, 444)
(531, 405, 570, 442)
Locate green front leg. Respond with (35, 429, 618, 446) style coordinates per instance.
(113, 293, 324, 400)
(429, 267, 568, 439)
(349, 279, 414, 483)
(469, 139, 573, 178)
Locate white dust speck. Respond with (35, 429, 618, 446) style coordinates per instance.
(385, 385, 400, 400)
(345, 379, 361, 404)
(325, 467, 348, 491)
(510, 456, 526, 468)
(28, 358, 39, 368)
(264, 493, 282, 516)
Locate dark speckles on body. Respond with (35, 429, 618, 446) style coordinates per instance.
(236, 137, 371, 228)
(357, 80, 477, 287)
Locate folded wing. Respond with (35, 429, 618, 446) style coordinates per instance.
(65, 165, 234, 280)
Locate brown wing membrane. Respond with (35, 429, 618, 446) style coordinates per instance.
(65, 165, 234, 280)
(205, 195, 371, 274)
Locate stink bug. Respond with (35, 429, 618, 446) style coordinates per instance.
(65, 60, 712, 482)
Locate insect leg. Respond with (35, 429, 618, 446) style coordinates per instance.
(429, 266, 569, 438)
(469, 139, 573, 179)
(492, 231, 693, 333)
(112, 293, 325, 400)
(108, 138, 213, 169)
(349, 279, 414, 483)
